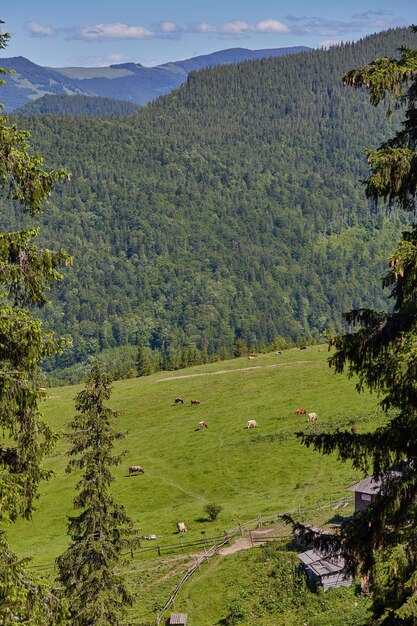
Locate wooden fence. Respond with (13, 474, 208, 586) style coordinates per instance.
(154, 494, 352, 624)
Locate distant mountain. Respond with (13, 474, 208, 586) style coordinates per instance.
(0, 46, 311, 112)
(4, 26, 415, 381)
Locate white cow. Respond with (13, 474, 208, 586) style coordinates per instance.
(247, 420, 258, 428)
(307, 412, 318, 422)
(178, 522, 187, 533)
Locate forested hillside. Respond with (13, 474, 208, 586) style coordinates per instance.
(16, 94, 140, 116)
(3, 27, 416, 379)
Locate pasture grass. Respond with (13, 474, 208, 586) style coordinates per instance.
(168, 543, 371, 626)
(6, 346, 382, 622)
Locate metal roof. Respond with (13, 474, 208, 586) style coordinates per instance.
(346, 471, 402, 495)
(169, 614, 188, 625)
(346, 476, 382, 495)
(298, 549, 346, 577)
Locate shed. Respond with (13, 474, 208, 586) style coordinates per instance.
(297, 548, 353, 591)
(169, 614, 188, 625)
(346, 476, 382, 512)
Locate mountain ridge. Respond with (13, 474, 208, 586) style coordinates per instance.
(0, 45, 311, 111)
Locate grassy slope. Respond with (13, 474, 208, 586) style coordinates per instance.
(7, 346, 381, 622)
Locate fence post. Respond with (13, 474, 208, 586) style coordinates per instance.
(157, 544, 161, 557)
(224, 530, 230, 543)
(257, 514, 262, 529)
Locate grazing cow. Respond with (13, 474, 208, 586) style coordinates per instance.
(307, 412, 318, 422)
(178, 522, 187, 533)
(300, 346, 307, 350)
(247, 419, 258, 428)
(191, 399, 201, 405)
(247, 356, 256, 360)
(174, 397, 184, 405)
(129, 465, 145, 476)
(198, 421, 208, 430)
(295, 408, 307, 415)
(275, 351, 282, 355)
(250, 353, 257, 358)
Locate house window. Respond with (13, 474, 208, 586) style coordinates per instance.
(361, 493, 372, 501)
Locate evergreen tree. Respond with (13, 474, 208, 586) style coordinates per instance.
(56, 360, 138, 626)
(136, 341, 152, 376)
(0, 21, 70, 625)
(296, 28, 417, 624)
(233, 338, 247, 358)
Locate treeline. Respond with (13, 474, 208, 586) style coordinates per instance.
(2, 27, 416, 382)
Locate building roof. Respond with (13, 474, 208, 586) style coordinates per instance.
(297, 548, 346, 577)
(346, 471, 402, 496)
(169, 614, 188, 625)
(346, 476, 382, 495)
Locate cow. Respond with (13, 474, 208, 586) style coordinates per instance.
(300, 346, 307, 350)
(351, 425, 357, 434)
(295, 408, 307, 415)
(174, 397, 184, 405)
(129, 465, 145, 476)
(191, 399, 201, 405)
(178, 522, 187, 533)
(247, 356, 256, 360)
(247, 419, 258, 428)
(275, 351, 282, 355)
(250, 353, 257, 358)
(307, 412, 318, 422)
(198, 421, 208, 430)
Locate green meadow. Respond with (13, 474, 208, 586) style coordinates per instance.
(7, 346, 382, 623)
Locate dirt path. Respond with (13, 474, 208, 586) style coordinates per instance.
(157, 361, 314, 383)
(218, 525, 287, 555)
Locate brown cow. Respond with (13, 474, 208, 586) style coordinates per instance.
(191, 399, 201, 405)
(295, 408, 307, 415)
(129, 465, 145, 476)
(198, 421, 208, 430)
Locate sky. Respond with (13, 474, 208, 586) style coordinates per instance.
(1, 0, 415, 68)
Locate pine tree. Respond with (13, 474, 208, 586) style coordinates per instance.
(136, 341, 152, 376)
(233, 338, 247, 358)
(56, 360, 138, 626)
(296, 27, 417, 624)
(0, 21, 71, 625)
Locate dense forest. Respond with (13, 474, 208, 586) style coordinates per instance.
(16, 94, 140, 117)
(3, 27, 417, 382)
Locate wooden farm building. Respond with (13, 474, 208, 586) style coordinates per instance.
(346, 476, 383, 512)
(168, 614, 188, 625)
(297, 548, 353, 591)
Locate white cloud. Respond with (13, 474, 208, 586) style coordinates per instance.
(25, 21, 56, 38)
(190, 18, 289, 36)
(189, 22, 217, 33)
(220, 21, 250, 34)
(158, 21, 181, 34)
(69, 23, 154, 41)
(253, 19, 289, 33)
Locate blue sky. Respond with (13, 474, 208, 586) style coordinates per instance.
(1, 0, 414, 67)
